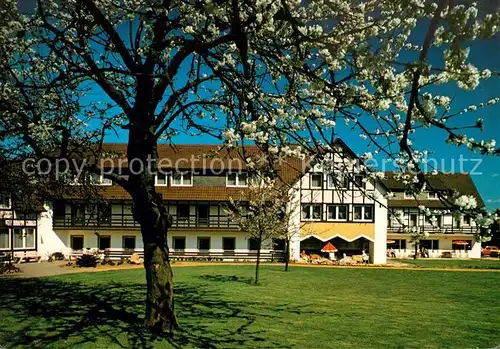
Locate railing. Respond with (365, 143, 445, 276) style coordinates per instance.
(387, 225, 477, 234)
(54, 214, 239, 229)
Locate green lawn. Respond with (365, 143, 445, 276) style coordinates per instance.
(396, 258, 500, 269)
(1, 266, 499, 349)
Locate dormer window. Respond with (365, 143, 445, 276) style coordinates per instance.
(404, 191, 413, 199)
(428, 191, 438, 199)
(90, 173, 112, 186)
(353, 175, 365, 189)
(226, 172, 248, 187)
(172, 172, 193, 186)
(327, 173, 349, 189)
(310, 173, 322, 189)
(156, 171, 168, 186)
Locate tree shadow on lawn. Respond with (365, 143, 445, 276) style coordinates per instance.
(0, 276, 303, 349)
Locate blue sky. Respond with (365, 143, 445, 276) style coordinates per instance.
(94, 40, 499, 212)
(46, 6, 499, 211)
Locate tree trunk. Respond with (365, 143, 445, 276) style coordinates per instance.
(284, 238, 289, 272)
(255, 238, 262, 285)
(127, 129, 178, 332)
(143, 237, 178, 332)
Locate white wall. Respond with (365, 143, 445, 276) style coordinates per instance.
(38, 203, 68, 259)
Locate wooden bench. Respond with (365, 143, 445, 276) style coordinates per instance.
(69, 251, 85, 261)
(103, 249, 144, 261)
(170, 251, 285, 262)
(13, 251, 42, 264)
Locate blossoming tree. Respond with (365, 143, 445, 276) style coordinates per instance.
(226, 175, 294, 284)
(1, 0, 499, 333)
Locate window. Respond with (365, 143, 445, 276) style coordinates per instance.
(173, 236, 186, 250)
(53, 201, 66, 217)
(97, 203, 111, 226)
(0, 193, 11, 208)
(71, 235, 84, 250)
(301, 204, 322, 220)
(197, 205, 209, 225)
(0, 222, 8, 249)
(420, 239, 439, 250)
(404, 191, 413, 199)
(387, 239, 407, 250)
(156, 171, 168, 186)
(464, 215, 472, 225)
(177, 204, 190, 220)
(410, 214, 418, 227)
(327, 205, 348, 221)
(428, 191, 438, 199)
(353, 175, 365, 189)
(98, 235, 111, 250)
(13, 228, 23, 248)
(90, 173, 112, 186)
(226, 172, 248, 187)
(327, 173, 349, 189)
(353, 205, 374, 221)
(310, 173, 322, 189)
(223, 237, 236, 251)
(426, 215, 442, 227)
(172, 172, 192, 186)
(25, 228, 35, 248)
(123, 236, 136, 250)
(71, 204, 86, 225)
(198, 237, 211, 250)
(248, 238, 260, 250)
(387, 214, 392, 228)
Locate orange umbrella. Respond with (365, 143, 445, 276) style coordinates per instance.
(387, 240, 396, 244)
(454, 240, 469, 251)
(321, 242, 338, 252)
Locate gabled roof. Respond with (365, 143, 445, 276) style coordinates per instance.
(382, 172, 485, 208)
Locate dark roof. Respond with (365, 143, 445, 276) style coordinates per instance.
(383, 172, 485, 208)
(93, 144, 306, 201)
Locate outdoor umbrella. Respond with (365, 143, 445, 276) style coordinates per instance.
(321, 242, 338, 260)
(454, 240, 469, 251)
(387, 240, 396, 244)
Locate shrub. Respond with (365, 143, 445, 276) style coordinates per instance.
(76, 254, 99, 268)
(0, 262, 20, 275)
(51, 252, 65, 261)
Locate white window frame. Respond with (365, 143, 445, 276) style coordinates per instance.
(427, 191, 438, 199)
(171, 172, 193, 187)
(352, 175, 366, 189)
(0, 226, 10, 249)
(326, 205, 348, 221)
(301, 204, 322, 221)
(226, 172, 248, 187)
(155, 171, 169, 186)
(11, 227, 35, 249)
(404, 191, 413, 199)
(353, 205, 374, 222)
(0, 193, 11, 209)
(327, 173, 348, 189)
(310, 173, 323, 189)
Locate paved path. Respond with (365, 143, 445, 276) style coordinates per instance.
(3, 261, 500, 278)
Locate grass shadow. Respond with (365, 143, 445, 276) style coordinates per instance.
(199, 274, 254, 285)
(0, 274, 297, 349)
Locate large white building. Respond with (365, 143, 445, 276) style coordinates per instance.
(0, 142, 484, 262)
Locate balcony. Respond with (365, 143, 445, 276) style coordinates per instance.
(53, 213, 239, 230)
(387, 225, 477, 235)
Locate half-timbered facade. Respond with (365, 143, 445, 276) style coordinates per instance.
(383, 172, 484, 258)
(4, 142, 486, 262)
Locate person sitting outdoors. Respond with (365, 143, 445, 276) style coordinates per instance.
(361, 250, 369, 264)
(300, 250, 309, 262)
(389, 247, 396, 258)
